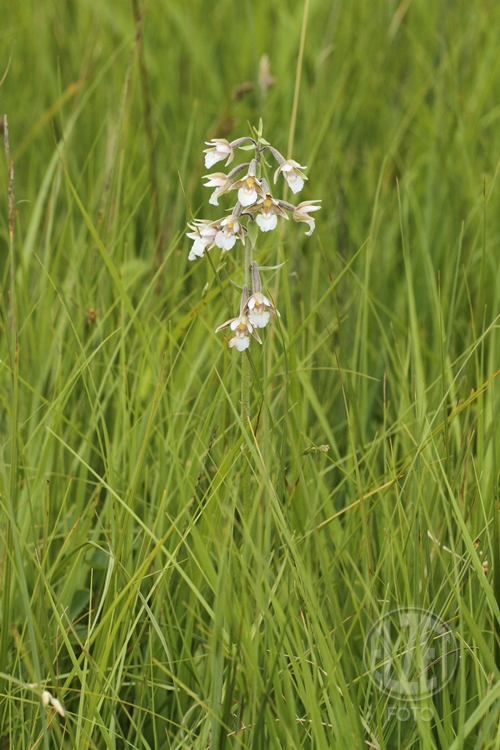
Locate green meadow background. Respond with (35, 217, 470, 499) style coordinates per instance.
(1, 0, 500, 747)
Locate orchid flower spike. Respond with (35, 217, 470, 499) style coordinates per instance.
(187, 129, 320, 304)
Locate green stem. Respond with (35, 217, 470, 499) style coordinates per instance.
(241, 234, 254, 522)
(287, 0, 310, 160)
(0, 116, 15, 696)
(241, 350, 251, 522)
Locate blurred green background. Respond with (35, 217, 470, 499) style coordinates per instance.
(2, 0, 500, 748)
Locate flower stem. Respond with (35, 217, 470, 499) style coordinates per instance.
(241, 227, 254, 522)
(241, 348, 251, 522)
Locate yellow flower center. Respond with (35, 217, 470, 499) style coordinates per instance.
(245, 177, 255, 189)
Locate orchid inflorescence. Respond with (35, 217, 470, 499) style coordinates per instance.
(187, 128, 321, 350)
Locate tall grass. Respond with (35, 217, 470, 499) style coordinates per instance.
(1, 0, 500, 747)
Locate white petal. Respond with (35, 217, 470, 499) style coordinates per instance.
(215, 231, 237, 250)
(282, 160, 307, 171)
(229, 335, 250, 351)
(249, 310, 270, 328)
(209, 191, 219, 206)
(190, 238, 206, 258)
(238, 187, 258, 206)
(200, 227, 217, 242)
(304, 220, 315, 236)
(215, 319, 234, 332)
(256, 213, 278, 232)
(205, 141, 230, 155)
(205, 152, 222, 169)
(299, 202, 322, 213)
(222, 216, 240, 232)
(287, 174, 304, 193)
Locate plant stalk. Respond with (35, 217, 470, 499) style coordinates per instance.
(241, 231, 254, 522)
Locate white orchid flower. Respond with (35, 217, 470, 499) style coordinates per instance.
(230, 160, 266, 207)
(244, 292, 279, 328)
(293, 200, 322, 236)
(274, 159, 308, 194)
(214, 215, 245, 251)
(203, 139, 234, 169)
(186, 220, 218, 261)
(247, 192, 288, 232)
(203, 173, 232, 206)
(215, 313, 262, 351)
